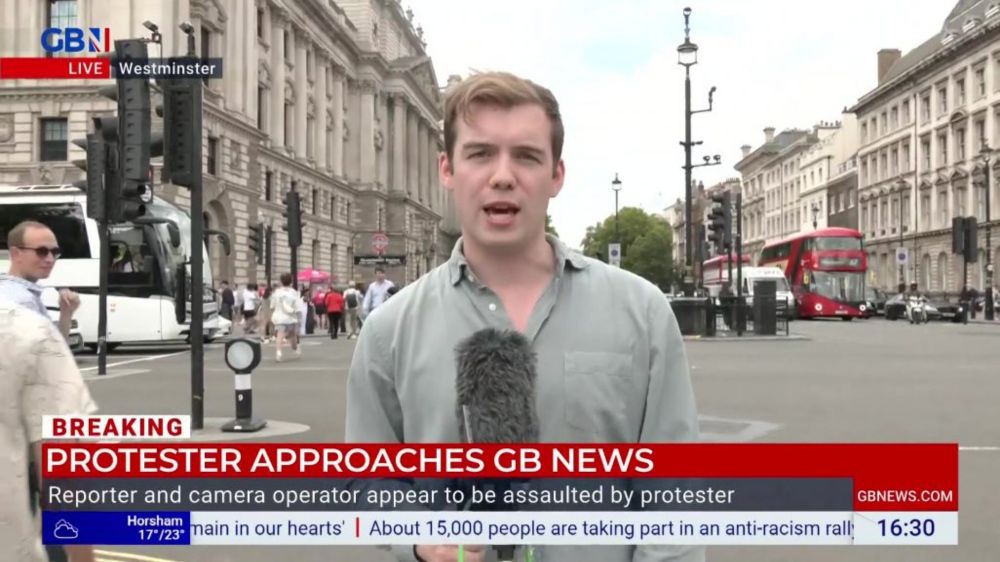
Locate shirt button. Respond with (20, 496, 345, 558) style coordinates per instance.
(488, 303, 497, 312)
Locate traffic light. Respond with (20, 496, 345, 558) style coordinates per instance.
(707, 191, 732, 254)
(964, 217, 978, 263)
(283, 190, 303, 248)
(70, 131, 106, 223)
(156, 63, 202, 188)
(115, 39, 152, 222)
(952, 216, 965, 254)
(249, 223, 264, 265)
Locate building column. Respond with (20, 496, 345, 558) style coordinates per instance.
(269, 14, 286, 148)
(392, 95, 407, 192)
(408, 105, 419, 199)
(295, 38, 308, 159)
(418, 119, 429, 206)
(331, 66, 345, 177)
(316, 57, 328, 171)
(360, 80, 377, 184)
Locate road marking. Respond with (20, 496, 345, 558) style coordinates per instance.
(79, 351, 187, 373)
(698, 415, 782, 442)
(95, 550, 183, 562)
(959, 446, 1000, 451)
(83, 368, 150, 381)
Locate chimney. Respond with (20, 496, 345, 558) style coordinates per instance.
(740, 144, 752, 157)
(764, 127, 775, 143)
(878, 49, 902, 84)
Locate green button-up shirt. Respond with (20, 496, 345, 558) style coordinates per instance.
(346, 235, 703, 562)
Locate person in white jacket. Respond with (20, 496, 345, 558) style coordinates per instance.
(269, 273, 301, 362)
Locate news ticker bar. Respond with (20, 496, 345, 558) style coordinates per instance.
(41, 511, 958, 546)
(0, 57, 223, 79)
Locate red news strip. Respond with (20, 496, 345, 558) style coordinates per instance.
(41, 443, 957, 511)
(0, 57, 110, 79)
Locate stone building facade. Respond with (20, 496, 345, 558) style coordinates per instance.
(851, 0, 1000, 293)
(0, 0, 459, 289)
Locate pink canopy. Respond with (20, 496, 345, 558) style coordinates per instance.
(297, 268, 331, 284)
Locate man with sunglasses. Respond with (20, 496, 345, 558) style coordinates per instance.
(0, 220, 80, 338)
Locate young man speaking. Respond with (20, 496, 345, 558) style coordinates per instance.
(346, 71, 702, 562)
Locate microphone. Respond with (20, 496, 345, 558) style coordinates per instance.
(454, 328, 539, 562)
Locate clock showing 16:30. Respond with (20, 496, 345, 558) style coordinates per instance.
(877, 518, 936, 537)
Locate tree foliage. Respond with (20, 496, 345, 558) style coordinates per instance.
(545, 214, 559, 238)
(580, 207, 675, 291)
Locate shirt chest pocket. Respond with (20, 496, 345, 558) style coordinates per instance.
(563, 351, 632, 440)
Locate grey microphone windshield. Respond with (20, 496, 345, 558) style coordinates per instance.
(454, 328, 539, 444)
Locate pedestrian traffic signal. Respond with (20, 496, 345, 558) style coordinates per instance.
(283, 190, 303, 248)
(249, 222, 264, 265)
(707, 191, 732, 254)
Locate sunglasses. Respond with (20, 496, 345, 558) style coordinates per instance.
(17, 246, 61, 259)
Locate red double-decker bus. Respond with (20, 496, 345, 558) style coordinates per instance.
(758, 227, 867, 319)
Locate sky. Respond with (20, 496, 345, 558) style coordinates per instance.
(413, 0, 950, 249)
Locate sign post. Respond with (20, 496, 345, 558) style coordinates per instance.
(608, 243, 621, 267)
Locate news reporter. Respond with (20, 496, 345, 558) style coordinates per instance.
(0, 297, 97, 562)
(345, 71, 702, 561)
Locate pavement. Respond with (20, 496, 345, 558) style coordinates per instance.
(70, 318, 998, 561)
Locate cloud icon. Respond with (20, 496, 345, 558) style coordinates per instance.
(54, 520, 79, 540)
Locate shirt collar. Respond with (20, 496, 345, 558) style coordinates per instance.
(0, 274, 43, 295)
(447, 234, 589, 286)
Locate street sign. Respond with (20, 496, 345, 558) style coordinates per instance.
(355, 254, 406, 266)
(371, 232, 389, 255)
(895, 247, 909, 265)
(608, 243, 621, 267)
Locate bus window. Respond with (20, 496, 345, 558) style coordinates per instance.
(814, 237, 862, 250)
(0, 203, 91, 258)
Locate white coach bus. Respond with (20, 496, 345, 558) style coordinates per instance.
(0, 184, 223, 350)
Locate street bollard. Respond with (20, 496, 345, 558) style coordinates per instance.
(221, 338, 267, 433)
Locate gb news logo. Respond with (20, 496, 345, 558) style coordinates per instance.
(41, 27, 111, 54)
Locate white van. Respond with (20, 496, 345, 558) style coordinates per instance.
(739, 267, 796, 318)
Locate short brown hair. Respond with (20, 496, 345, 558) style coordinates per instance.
(443, 72, 564, 168)
(6, 220, 49, 249)
(280, 273, 293, 286)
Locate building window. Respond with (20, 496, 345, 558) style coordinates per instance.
(207, 137, 218, 175)
(975, 120, 986, 152)
(200, 27, 211, 86)
(938, 190, 949, 226)
(881, 111, 888, 133)
(938, 86, 948, 114)
(345, 201, 351, 225)
(880, 152, 887, 180)
(902, 99, 910, 124)
(938, 133, 948, 166)
(39, 118, 68, 161)
(921, 138, 931, 169)
(921, 94, 931, 122)
(956, 127, 966, 161)
(891, 106, 898, 129)
(257, 7, 265, 39)
(848, 188, 856, 208)
(284, 102, 293, 146)
(330, 196, 336, 220)
(311, 188, 318, 215)
(891, 148, 899, 176)
(861, 160, 869, 185)
(955, 186, 967, 216)
(265, 170, 273, 202)
(956, 78, 966, 106)
(871, 118, 877, 139)
(47, 0, 77, 28)
(902, 143, 910, 172)
(976, 67, 986, 98)
(921, 193, 931, 227)
(861, 122, 868, 143)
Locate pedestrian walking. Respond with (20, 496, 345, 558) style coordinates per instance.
(270, 274, 301, 362)
(361, 267, 394, 321)
(241, 284, 260, 334)
(325, 288, 344, 339)
(342, 283, 362, 339)
(257, 286, 273, 343)
(313, 288, 327, 332)
(219, 280, 234, 321)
